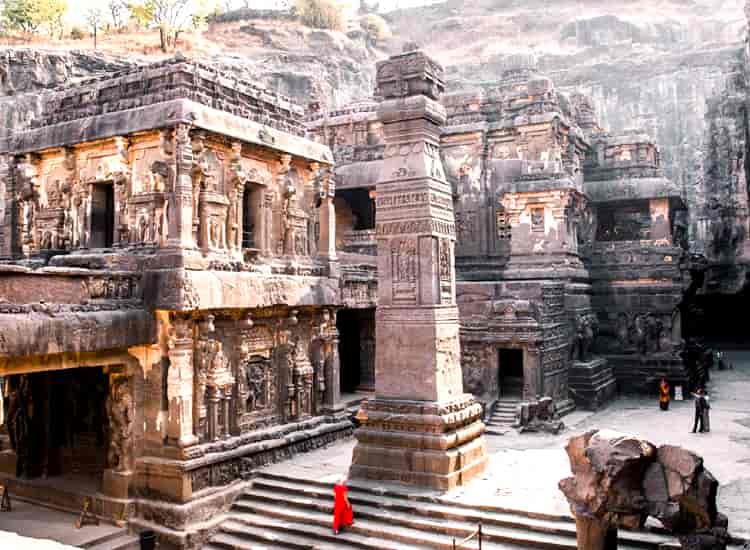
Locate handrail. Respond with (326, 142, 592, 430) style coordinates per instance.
(452, 523, 482, 550)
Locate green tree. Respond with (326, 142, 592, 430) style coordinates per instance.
(294, 0, 343, 30)
(360, 13, 389, 45)
(127, 1, 154, 29)
(3, 0, 67, 36)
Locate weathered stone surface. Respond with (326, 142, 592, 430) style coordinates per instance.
(349, 48, 487, 489)
(0, 53, 345, 550)
(559, 430, 728, 550)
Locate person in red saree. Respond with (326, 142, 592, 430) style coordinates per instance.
(332, 476, 353, 534)
(659, 378, 670, 411)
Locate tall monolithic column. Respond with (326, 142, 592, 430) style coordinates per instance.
(349, 50, 488, 490)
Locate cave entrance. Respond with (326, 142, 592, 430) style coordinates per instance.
(2, 368, 110, 487)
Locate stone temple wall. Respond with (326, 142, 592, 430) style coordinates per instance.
(0, 57, 351, 549)
(314, 52, 692, 406)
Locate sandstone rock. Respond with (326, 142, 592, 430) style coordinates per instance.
(643, 462, 669, 503)
(560, 430, 727, 550)
(658, 445, 703, 479)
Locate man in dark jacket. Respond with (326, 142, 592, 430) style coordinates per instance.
(691, 388, 706, 433)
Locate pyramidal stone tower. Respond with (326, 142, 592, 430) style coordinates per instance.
(349, 49, 488, 489)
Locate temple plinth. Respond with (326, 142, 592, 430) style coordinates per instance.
(349, 49, 488, 490)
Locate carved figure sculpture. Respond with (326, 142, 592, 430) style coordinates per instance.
(632, 314, 647, 355)
(645, 314, 664, 353)
(106, 377, 134, 473)
(281, 183, 297, 255)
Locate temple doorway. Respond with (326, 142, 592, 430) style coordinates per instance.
(2, 368, 110, 483)
(337, 308, 375, 396)
(90, 183, 115, 248)
(498, 348, 524, 398)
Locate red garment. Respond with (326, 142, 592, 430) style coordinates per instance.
(332, 483, 353, 532)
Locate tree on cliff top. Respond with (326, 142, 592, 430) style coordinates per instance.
(85, 7, 105, 49)
(294, 0, 344, 30)
(127, 0, 220, 52)
(2, 0, 68, 37)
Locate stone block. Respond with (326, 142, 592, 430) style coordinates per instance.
(102, 468, 133, 499)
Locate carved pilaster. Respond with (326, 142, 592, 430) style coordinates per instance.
(168, 125, 195, 249)
(314, 163, 337, 262)
(0, 155, 12, 259)
(14, 154, 41, 258)
(278, 154, 295, 256)
(166, 317, 198, 448)
(111, 137, 132, 246)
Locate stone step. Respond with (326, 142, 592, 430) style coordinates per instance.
(489, 414, 516, 423)
(228, 503, 582, 550)
(86, 533, 140, 550)
(248, 474, 674, 549)
(211, 527, 320, 549)
(240, 488, 582, 545)
(221, 513, 440, 549)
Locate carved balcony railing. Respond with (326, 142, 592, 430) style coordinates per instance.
(342, 229, 376, 255)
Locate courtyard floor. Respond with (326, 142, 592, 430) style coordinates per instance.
(263, 349, 750, 541)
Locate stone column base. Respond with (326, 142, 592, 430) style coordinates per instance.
(102, 469, 134, 499)
(349, 394, 488, 491)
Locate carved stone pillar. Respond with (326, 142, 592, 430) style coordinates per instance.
(13, 154, 41, 258)
(350, 49, 488, 490)
(0, 155, 14, 259)
(206, 386, 220, 442)
(262, 192, 274, 256)
(314, 164, 337, 260)
(166, 318, 198, 448)
(168, 125, 195, 249)
(111, 137, 131, 247)
(102, 372, 135, 499)
(323, 337, 342, 412)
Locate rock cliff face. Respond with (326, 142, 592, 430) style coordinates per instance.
(384, 0, 746, 246)
(0, 49, 136, 137)
(0, 20, 380, 136)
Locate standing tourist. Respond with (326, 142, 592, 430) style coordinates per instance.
(691, 388, 706, 433)
(702, 390, 711, 433)
(659, 378, 670, 411)
(332, 476, 353, 535)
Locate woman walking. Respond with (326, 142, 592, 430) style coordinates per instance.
(332, 476, 353, 535)
(659, 378, 670, 411)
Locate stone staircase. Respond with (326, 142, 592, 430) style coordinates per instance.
(83, 531, 140, 550)
(484, 398, 520, 434)
(206, 472, 679, 550)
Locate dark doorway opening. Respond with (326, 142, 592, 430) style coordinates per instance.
(242, 187, 256, 249)
(90, 183, 115, 248)
(498, 348, 523, 398)
(338, 188, 376, 230)
(4, 368, 109, 480)
(337, 308, 375, 394)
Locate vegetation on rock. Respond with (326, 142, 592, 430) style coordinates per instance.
(294, 0, 344, 30)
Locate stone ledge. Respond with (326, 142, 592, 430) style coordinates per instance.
(0, 308, 156, 358)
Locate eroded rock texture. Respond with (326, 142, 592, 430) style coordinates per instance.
(559, 430, 729, 550)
